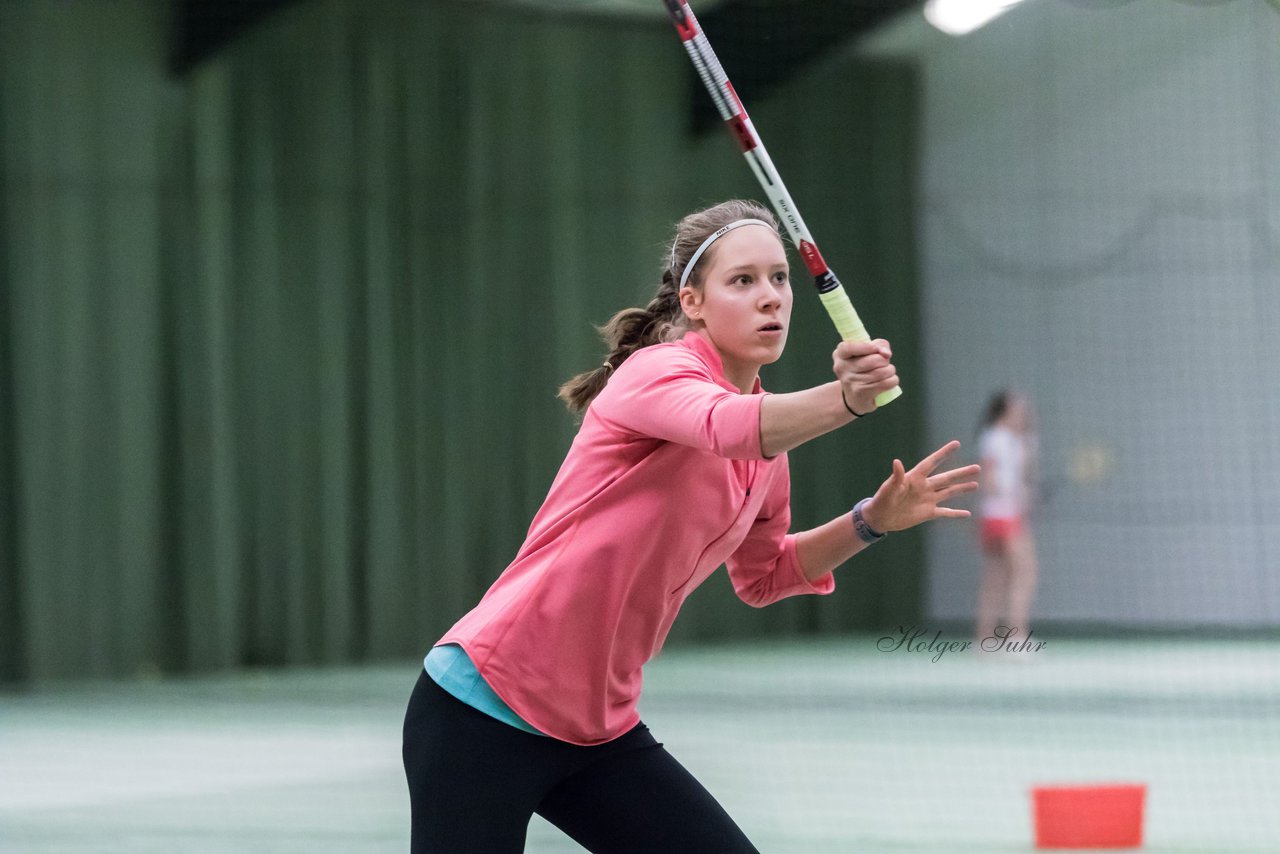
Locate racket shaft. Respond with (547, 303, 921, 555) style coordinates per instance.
(676, 17, 817, 247)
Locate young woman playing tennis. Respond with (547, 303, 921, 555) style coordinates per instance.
(403, 200, 980, 853)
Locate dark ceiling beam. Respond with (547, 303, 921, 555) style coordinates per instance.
(169, 0, 304, 74)
(691, 0, 919, 132)
(166, 0, 918, 101)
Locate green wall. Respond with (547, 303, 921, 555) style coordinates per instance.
(0, 0, 921, 681)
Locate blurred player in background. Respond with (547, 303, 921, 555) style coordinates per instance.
(975, 389, 1040, 649)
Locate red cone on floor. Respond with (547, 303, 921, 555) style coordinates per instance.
(1031, 783, 1146, 849)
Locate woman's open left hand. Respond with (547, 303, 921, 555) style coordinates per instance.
(861, 441, 980, 534)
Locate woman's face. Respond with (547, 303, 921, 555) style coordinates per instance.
(1004, 395, 1032, 431)
(679, 225, 792, 391)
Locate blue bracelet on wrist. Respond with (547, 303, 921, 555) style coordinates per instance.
(852, 498, 887, 544)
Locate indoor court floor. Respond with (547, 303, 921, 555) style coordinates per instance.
(3, 636, 1277, 853)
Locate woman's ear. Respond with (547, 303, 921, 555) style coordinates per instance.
(679, 286, 702, 321)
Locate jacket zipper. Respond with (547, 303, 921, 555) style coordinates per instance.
(669, 462, 759, 595)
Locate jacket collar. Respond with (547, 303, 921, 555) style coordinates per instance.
(678, 329, 764, 395)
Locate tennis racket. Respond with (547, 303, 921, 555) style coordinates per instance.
(663, 0, 902, 408)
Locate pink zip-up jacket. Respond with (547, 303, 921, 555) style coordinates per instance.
(438, 329, 836, 745)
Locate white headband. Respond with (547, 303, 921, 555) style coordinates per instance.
(677, 218, 774, 289)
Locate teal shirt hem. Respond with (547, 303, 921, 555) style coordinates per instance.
(424, 644, 548, 737)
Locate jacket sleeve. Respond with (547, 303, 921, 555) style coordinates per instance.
(726, 455, 836, 608)
(590, 345, 767, 460)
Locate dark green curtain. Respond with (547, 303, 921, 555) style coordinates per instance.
(0, 0, 920, 682)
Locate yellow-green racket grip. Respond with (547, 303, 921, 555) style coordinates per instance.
(818, 286, 903, 408)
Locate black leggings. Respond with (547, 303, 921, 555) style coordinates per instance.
(402, 670, 759, 853)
